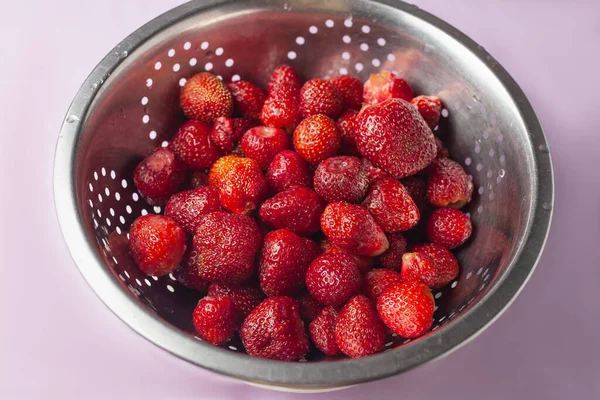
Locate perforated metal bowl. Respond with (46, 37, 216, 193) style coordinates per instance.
(53, 0, 553, 391)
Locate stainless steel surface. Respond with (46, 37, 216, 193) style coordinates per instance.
(53, 0, 554, 390)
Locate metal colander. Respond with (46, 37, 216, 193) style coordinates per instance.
(54, 0, 553, 391)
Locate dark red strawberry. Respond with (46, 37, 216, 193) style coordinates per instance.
(174, 245, 209, 291)
(129, 215, 187, 276)
(265, 150, 312, 192)
(267, 65, 303, 94)
(336, 109, 361, 156)
(293, 114, 341, 164)
(164, 186, 222, 233)
(401, 176, 428, 213)
(321, 202, 389, 256)
(241, 126, 289, 170)
(377, 281, 434, 338)
(208, 155, 268, 214)
(297, 292, 325, 323)
(227, 80, 267, 121)
(363, 71, 413, 105)
(300, 79, 343, 118)
(180, 72, 233, 123)
(187, 170, 208, 189)
(208, 281, 266, 320)
(328, 75, 363, 110)
(335, 295, 386, 358)
(313, 156, 369, 203)
(309, 307, 340, 356)
(193, 296, 237, 345)
(169, 120, 224, 169)
(259, 185, 326, 236)
(193, 212, 262, 284)
(355, 99, 437, 178)
(259, 229, 319, 296)
(402, 243, 459, 288)
(427, 157, 473, 208)
(378, 233, 407, 271)
(435, 137, 450, 159)
(362, 177, 420, 232)
(240, 297, 309, 361)
(410, 95, 442, 129)
(363, 268, 403, 304)
(231, 142, 245, 157)
(306, 253, 362, 307)
(426, 208, 472, 249)
(210, 116, 255, 154)
(133, 148, 185, 206)
(320, 239, 375, 274)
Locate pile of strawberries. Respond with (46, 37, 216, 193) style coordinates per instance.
(127, 65, 474, 361)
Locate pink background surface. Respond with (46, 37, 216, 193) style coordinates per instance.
(1, 0, 599, 398)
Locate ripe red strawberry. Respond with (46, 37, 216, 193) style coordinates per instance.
(410, 95, 442, 129)
(240, 297, 309, 361)
(377, 281, 434, 338)
(187, 170, 208, 189)
(293, 114, 341, 164)
(260, 89, 301, 132)
(336, 109, 361, 156)
(265, 150, 312, 192)
(362, 177, 420, 232)
(309, 307, 340, 356)
(193, 212, 262, 284)
(180, 72, 233, 123)
(193, 296, 237, 345)
(174, 246, 209, 291)
(328, 75, 363, 110)
(321, 202, 389, 256)
(241, 126, 289, 170)
(297, 292, 324, 323)
(164, 186, 222, 233)
(378, 233, 408, 271)
(169, 120, 224, 169)
(401, 176, 428, 213)
(210, 116, 255, 154)
(320, 239, 374, 273)
(401, 252, 436, 287)
(259, 185, 326, 236)
(313, 156, 369, 203)
(133, 148, 185, 206)
(356, 99, 436, 178)
(259, 229, 319, 296)
(363, 71, 413, 105)
(208, 281, 266, 320)
(129, 215, 187, 276)
(427, 208, 472, 249)
(335, 295, 386, 358)
(305, 253, 362, 307)
(227, 80, 267, 121)
(427, 157, 473, 208)
(208, 155, 268, 214)
(362, 158, 391, 183)
(267, 65, 303, 94)
(300, 79, 343, 118)
(402, 243, 459, 288)
(363, 268, 403, 304)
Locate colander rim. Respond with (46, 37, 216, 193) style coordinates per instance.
(53, 0, 554, 389)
